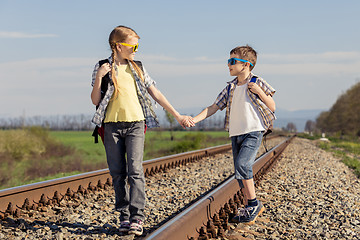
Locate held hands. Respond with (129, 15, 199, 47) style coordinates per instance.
(177, 115, 195, 129)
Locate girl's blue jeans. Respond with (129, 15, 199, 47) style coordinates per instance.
(104, 121, 145, 222)
(231, 131, 263, 188)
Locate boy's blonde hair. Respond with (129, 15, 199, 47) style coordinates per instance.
(230, 45, 257, 71)
(108, 25, 144, 98)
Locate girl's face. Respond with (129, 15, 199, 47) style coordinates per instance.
(116, 35, 139, 62)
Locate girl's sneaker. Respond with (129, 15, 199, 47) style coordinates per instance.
(128, 219, 143, 236)
(119, 220, 130, 232)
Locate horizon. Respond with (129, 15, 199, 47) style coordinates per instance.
(0, 107, 324, 132)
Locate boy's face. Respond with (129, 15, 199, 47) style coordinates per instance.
(228, 53, 248, 76)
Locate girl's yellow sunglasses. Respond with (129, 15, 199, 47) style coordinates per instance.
(118, 42, 139, 52)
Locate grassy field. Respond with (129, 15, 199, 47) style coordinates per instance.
(49, 131, 106, 164)
(49, 130, 230, 162)
(317, 139, 360, 178)
(0, 128, 229, 189)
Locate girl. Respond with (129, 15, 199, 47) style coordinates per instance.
(91, 25, 194, 236)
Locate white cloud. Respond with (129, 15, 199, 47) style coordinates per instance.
(137, 54, 177, 62)
(261, 51, 360, 64)
(256, 51, 360, 76)
(0, 57, 96, 69)
(257, 61, 360, 76)
(0, 31, 58, 39)
(2, 51, 360, 82)
(138, 51, 360, 77)
(0, 57, 98, 117)
(1, 51, 360, 117)
(0, 57, 97, 96)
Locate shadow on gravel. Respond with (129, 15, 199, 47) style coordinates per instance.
(1, 217, 147, 239)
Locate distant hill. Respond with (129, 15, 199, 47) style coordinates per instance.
(273, 108, 325, 132)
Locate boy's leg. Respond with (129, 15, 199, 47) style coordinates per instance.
(242, 178, 256, 204)
(232, 132, 263, 195)
(232, 135, 248, 205)
(231, 131, 264, 224)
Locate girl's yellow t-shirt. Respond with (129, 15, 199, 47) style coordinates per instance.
(104, 64, 144, 123)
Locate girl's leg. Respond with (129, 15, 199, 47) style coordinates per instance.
(104, 122, 130, 221)
(125, 121, 146, 222)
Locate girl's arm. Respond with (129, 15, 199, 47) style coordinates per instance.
(147, 85, 194, 128)
(91, 63, 111, 105)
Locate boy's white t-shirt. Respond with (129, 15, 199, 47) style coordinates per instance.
(229, 83, 265, 137)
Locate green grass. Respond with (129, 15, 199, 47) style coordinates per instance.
(0, 128, 230, 189)
(49, 130, 230, 161)
(296, 132, 322, 140)
(49, 131, 106, 164)
(143, 130, 229, 159)
(314, 137, 360, 178)
(0, 128, 90, 189)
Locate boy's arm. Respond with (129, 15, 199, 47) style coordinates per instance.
(193, 103, 220, 124)
(248, 82, 276, 112)
(147, 85, 195, 128)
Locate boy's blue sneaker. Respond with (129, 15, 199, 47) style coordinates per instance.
(231, 200, 265, 225)
(231, 206, 248, 223)
(119, 220, 130, 232)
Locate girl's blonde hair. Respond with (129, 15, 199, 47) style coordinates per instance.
(108, 25, 144, 98)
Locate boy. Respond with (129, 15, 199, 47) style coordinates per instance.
(191, 45, 276, 224)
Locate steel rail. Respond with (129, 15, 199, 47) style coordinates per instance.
(145, 136, 294, 240)
(0, 134, 280, 219)
(0, 143, 233, 218)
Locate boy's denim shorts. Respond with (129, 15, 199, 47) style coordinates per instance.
(231, 131, 263, 188)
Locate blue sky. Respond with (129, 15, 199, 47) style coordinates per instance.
(1, 0, 360, 119)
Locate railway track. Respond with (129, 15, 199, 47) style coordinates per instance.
(0, 135, 291, 239)
(145, 136, 294, 240)
(0, 143, 233, 220)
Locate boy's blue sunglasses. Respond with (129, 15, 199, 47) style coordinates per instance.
(228, 58, 253, 67)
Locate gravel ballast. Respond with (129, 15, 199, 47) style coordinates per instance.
(1, 137, 358, 239)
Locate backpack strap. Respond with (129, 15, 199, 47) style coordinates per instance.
(227, 76, 258, 99)
(92, 126, 99, 143)
(99, 59, 109, 66)
(250, 76, 273, 139)
(98, 59, 112, 105)
(133, 60, 144, 72)
(250, 76, 257, 83)
(93, 59, 111, 144)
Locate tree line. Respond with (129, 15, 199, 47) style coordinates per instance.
(316, 81, 360, 137)
(0, 112, 226, 131)
(0, 114, 93, 131)
(273, 80, 360, 136)
(3, 79, 358, 135)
